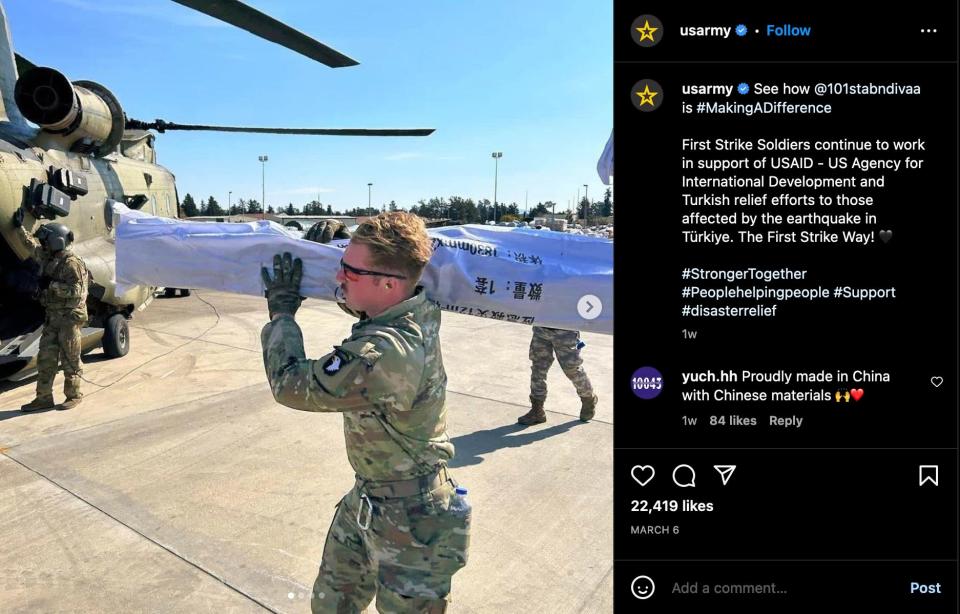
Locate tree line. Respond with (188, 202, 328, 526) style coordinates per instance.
(179, 188, 613, 222)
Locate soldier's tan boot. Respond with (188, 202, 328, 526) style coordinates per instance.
(518, 398, 546, 425)
(21, 396, 56, 412)
(60, 397, 82, 410)
(62, 376, 82, 410)
(579, 394, 598, 422)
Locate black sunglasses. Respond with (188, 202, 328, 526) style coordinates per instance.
(339, 258, 407, 280)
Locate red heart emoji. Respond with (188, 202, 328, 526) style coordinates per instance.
(850, 388, 864, 401)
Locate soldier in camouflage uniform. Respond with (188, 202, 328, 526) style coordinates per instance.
(261, 212, 469, 613)
(517, 326, 597, 425)
(12, 208, 89, 412)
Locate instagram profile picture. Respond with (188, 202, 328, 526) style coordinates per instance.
(631, 366, 663, 399)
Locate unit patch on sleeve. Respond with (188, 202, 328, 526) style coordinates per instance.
(323, 354, 345, 374)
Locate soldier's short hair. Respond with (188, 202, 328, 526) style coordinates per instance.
(352, 212, 433, 281)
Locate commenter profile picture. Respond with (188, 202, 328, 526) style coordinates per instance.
(631, 366, 663, 399)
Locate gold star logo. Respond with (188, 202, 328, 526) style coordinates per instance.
(634, 85, 659, 106)
(635, 20, 658, 42)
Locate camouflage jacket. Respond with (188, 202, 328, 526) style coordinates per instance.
(19, 226, 88, 323)
(261, 288, 454, 481)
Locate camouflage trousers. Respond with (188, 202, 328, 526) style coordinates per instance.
(311, 479, 470, 613)
(36, 317, 82, 401)
(529, 326, 593, 402)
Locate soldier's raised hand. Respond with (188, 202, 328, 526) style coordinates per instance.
(304, 220, 352, 244)
(261, 252, 304, 318)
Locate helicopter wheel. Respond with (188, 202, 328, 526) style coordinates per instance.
(103, 313, 130, 358)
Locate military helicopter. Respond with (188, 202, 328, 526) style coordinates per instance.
(0, 0, 433, 381)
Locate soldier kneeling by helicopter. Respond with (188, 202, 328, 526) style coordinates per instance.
(12, 208, 89, 412)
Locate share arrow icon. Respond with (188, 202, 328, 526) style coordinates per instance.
(714, 465, 736, 486)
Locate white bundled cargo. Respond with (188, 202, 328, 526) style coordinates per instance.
(114, 206, 612, 334)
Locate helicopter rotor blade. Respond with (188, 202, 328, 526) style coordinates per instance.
(170, 0, 359, 68)
(126, 119, 434, 137)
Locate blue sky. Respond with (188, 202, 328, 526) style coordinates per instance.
(5, 0, 611, 213)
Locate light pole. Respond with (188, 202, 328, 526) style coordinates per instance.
(491, 151, 502, 222)
(367, 182, 373, 214)
(228, 191, 232, 212)
(258, 155, 268, 212)
(583, 183, 589, 225)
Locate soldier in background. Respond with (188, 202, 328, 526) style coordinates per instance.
(12, 208, 88, 412)
(517, 325, 598, 425)
(261, 212, 469, 612)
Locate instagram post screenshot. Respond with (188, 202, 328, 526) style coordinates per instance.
(0, 1, 956, 613)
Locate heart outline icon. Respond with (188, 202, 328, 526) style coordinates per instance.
(850, 388, 864, 401)
(931, 377, 943, 388)
(631, 465, 655, 487)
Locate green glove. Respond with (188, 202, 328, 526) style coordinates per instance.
(261, 252, 304, 318)
(304, 220, 352, 244)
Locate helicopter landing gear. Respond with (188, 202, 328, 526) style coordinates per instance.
(102, 313, 130, 358)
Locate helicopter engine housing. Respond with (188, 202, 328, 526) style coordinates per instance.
(14, 67, 125, 155)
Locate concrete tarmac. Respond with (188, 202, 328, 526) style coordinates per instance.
(0, 291, 612, 613)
